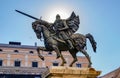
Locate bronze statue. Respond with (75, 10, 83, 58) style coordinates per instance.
(15, 10, 97, 67)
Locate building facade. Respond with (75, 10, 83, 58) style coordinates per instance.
(0, 42, 89, 78)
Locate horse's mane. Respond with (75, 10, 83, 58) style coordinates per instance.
(35, 24, 55, 41)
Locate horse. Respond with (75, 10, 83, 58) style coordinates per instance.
(32, 21, 97, 67)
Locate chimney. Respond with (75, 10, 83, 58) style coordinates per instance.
(9, 41, 21, 45)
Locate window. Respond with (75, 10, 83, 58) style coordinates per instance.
(14, 61, 21, 67)
(0, 49, 3, 52)
(0, 60, 3, 66)
(29, 51, 34, 54)
(53, 61, 59, 66)
(32, 62, 38, 67)
(76, 63, 81, 68)
(14, 50, 19, 53)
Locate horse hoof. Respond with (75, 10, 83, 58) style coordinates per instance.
(60, 64, 64, 66)
(39, 56, 44, 61)
(69, 65, 72, 67)
(41, 57, 44, 61)
(88, 65, 91, 68)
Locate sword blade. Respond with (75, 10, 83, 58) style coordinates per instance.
(15, 10, 39, 20)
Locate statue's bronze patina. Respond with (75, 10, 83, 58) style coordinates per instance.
(15, 10, 97, 67)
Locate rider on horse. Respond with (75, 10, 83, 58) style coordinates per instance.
(16, 10, 97, 67)
(53, 14, 74, 49)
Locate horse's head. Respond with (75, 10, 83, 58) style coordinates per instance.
(32, 20, 43, 39)
(32, 20, 54, 40)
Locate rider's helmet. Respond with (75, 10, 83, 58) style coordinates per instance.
(56, 14, 61, 20)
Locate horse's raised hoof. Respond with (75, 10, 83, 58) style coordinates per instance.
(39, 56, 45, 61)
(41, 57, 44, 61)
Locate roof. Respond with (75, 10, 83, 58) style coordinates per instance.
(101, 67, 120, 78)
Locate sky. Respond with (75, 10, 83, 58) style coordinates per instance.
(0, 0, 120, 76)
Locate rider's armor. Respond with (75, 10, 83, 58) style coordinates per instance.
(53, 16, 74, 49)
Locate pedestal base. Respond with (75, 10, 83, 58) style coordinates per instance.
(46, 66, 101, 78)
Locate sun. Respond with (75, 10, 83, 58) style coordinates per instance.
(42, 5, 73, 23)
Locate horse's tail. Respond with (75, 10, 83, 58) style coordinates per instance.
(86, 33, 97, 52)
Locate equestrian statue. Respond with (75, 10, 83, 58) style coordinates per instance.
(15, 10, 97, 67)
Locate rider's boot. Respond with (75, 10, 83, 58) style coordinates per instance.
(67, 40, 74, 49)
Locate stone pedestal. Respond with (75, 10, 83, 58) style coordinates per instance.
(46, 66, 101, 78)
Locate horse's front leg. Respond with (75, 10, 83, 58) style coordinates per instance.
(37, 47, 45, 61)
(52, 45, 66, 66)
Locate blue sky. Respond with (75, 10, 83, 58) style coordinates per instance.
(0, 0, 120, 76)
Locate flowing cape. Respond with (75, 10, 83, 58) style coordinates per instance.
(66, 12, 80, 34)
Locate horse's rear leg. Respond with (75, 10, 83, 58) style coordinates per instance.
(80, 49, 92, 67)
(69, 50, 78, 67)
(69, 57, 77, 67)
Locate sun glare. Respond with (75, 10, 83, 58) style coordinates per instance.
(42, 5, 73, 23)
